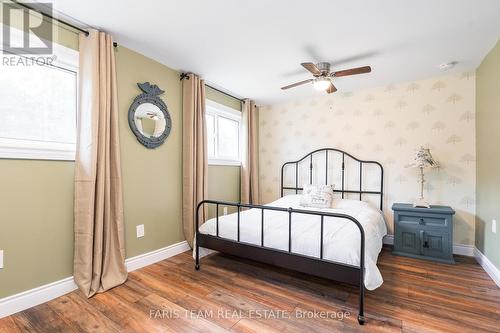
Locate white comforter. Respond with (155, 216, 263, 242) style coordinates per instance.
(195, 195, 387, 290)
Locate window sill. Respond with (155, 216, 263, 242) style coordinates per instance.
(0, 139, 76, 161)
(208, 159, 241, 167)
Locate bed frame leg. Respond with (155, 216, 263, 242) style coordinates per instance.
(195, 241, 200, 270)
(358, 283, 365, 325)
(195, 202, 201, 271)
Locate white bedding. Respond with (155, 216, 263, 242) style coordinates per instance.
(195, 195, 387, 290)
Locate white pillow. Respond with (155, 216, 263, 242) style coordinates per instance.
(300, 184, 335, 208)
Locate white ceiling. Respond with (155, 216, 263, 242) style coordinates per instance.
(52, 0, 500, 104)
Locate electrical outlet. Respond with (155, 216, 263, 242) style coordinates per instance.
(223, 207, 228, 215)
(0, 250, 3, 269)
(136, 224, 145, 238)
(493, 220, 497, 234)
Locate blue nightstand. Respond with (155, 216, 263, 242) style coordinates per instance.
(392, 203, 455, 264)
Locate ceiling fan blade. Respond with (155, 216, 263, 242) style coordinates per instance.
(281, 79, 313, 90)
(301, 62, 322, 75)
(332, 66, 371, 77)
(328, 51, 376, 67)
(326, 82, 337, 94)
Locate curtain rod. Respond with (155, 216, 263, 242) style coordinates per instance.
(180, 73, 245, 103)
(12, 1, 118, 47)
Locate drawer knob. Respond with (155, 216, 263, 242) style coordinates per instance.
(419, 218, 425, 225)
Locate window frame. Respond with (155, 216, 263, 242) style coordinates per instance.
(205, 99, 242, 166)
(0, 25, 79, 161)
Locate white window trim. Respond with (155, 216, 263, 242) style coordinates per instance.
(206, 99, 241, 120)
(0, 25, 79, 161)
(208, 158, 242, 167)
(0, 138, 76, 161)
(206, 99, 242, 166)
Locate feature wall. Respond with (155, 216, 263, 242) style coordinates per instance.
(0, 45, 185, 299)
(259, 73, 476, 246)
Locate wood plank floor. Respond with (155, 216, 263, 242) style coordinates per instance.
(1, 246, 499, 333)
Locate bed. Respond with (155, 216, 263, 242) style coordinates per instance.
(194, 148, 385, 325)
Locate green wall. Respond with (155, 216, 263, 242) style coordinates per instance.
(116, 47, 184, 258)
(207, 165, 241, 218)
(0, 160, 75, 298)
(475, 40, 500, 269)
(0, 37, 185, 297)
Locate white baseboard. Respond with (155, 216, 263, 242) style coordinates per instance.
(0, 277, 77, 319)
(382, 235, 474, 256)
(452, 243, 475, 257)
(0, 240, 190, 319)
(125, 240, 190, 272)
(474, 247, 500, 288)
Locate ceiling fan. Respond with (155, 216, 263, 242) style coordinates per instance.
(281, 62, 371, 94)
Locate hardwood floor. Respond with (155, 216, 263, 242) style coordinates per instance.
(1, 247, 499, 333)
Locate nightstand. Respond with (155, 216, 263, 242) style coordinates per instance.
(392, 203, 455, 264)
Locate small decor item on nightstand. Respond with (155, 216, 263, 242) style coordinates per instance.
(406, 147, 439, 208)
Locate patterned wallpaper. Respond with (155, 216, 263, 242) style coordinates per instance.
(258, 72, 476, 245)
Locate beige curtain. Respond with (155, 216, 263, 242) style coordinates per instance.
(241, 99, 260, 204)
(74, 30, 127, 298)
(182, 73, 208, 248)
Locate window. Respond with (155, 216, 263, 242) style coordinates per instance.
(0, 29, 78, 160)
(206, 100, 241, 166)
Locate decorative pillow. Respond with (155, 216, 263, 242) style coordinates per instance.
(300, 184, 335, 208)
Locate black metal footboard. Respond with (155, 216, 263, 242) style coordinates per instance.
(195, 199, 367, 325)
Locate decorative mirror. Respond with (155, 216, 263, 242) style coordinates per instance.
(128, 82, 172, 149)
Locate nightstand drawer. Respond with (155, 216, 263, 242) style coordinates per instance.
(398, 213, 448, 228)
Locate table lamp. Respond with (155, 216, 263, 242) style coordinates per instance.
(406, 147, 439, 208)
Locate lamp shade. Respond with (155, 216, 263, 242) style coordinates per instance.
(407, 147, 439, 168)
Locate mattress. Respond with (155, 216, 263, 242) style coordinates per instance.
(195, 195, 387, 290)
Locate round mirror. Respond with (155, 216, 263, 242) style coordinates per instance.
(134, 103, 166, 138)
(128, 82, 171, 149)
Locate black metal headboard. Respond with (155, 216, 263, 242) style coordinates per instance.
(280, 148, 384, 211)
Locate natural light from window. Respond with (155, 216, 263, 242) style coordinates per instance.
(0, 63, 76, 143)
(206, 100, 241, 165)
(0, 45, 78, 160)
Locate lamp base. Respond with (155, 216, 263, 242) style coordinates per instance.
(413, 198, 430, 208)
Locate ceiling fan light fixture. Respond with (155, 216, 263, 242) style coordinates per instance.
(313, 77, 331, 91)
(281, 62, 371, 93)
